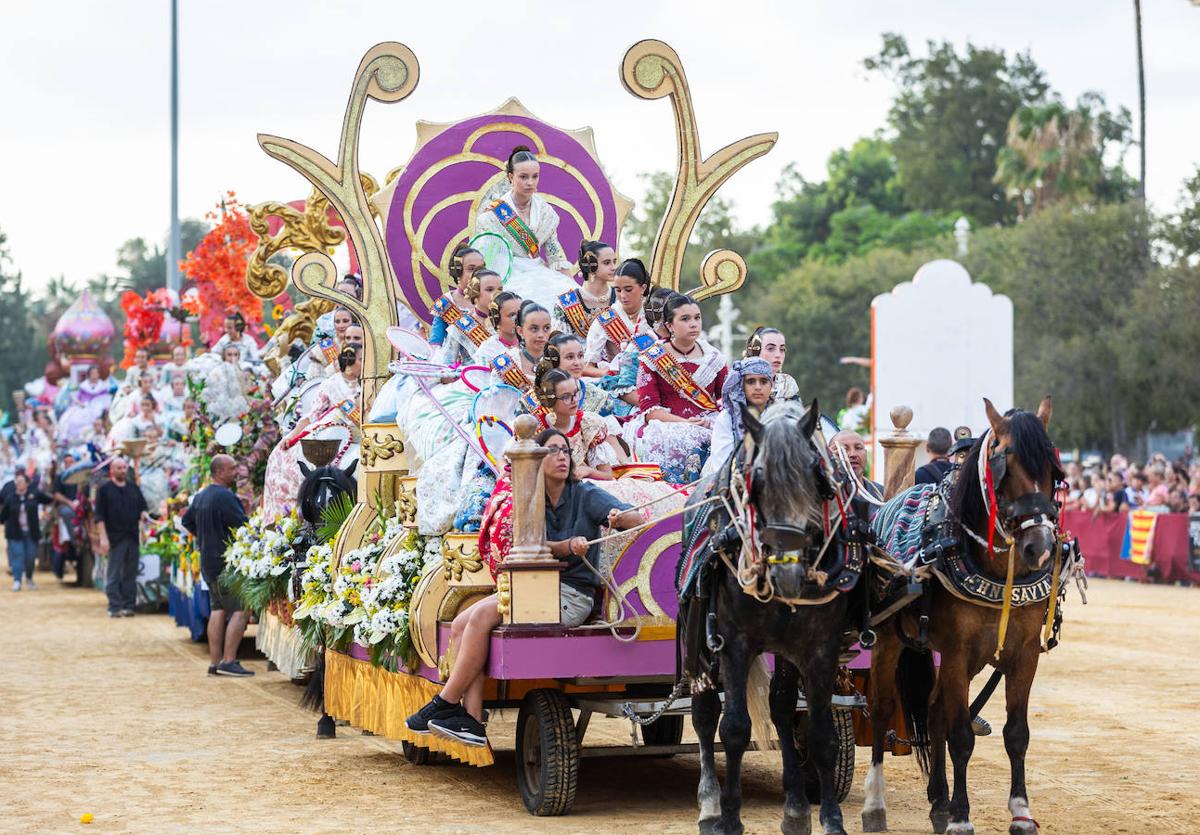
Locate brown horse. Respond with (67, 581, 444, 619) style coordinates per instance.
(862, 397, 1063, 835)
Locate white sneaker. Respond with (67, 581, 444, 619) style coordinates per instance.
(11, 581, 21, 592)
(25, 579, 37, 590)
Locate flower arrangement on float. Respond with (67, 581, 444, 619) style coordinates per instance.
(292, 514, 439, 670)
(218, 508, 305, 615)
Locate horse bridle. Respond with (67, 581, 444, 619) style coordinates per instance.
(973, 430, 1063, 548)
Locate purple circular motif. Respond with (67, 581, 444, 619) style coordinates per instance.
(385, 113, 622, 324)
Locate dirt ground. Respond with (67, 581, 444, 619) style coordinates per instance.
(3, 573, 1197, 834)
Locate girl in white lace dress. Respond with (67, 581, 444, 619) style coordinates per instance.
(474, 146, 577, 313)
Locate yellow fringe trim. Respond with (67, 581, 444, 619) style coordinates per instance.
(323, 649, 495, 767)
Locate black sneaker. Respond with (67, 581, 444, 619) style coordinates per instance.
(207, 664, 219, 676)
(119, 609, 135, 618)
(108, 610, 120, 618)
(214, 660, 255, 677)
(428, 713, 488, 747)
(405, 695, 462, 734)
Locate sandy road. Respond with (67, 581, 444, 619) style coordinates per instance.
(2, 574, 1197, 834)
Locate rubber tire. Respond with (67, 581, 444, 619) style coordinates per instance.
(640, 713, 685, 753)
(515, 689, 579, 816)
(793, 707, 856, 804)
(401, 740, 434, 765)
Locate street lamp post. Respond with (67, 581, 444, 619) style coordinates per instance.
(166, 0, 180, 293)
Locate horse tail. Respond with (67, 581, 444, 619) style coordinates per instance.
(746, 654, 777, 751)
(896, 646, 935, 776)
(300, 644, 326, 713)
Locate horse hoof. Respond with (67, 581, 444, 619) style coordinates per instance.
(781, 812, 811, 835)
(698, 818, 722, 835)
(930, 810, 950, 834)
(862, 808, 887, 832)
(945, 824, 974, 835)
(1009, 820, 1038, 834)
(316, 715, 336, 739)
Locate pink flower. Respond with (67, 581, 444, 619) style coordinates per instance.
(351, 561, 362, 573)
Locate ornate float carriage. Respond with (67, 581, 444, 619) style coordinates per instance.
(245, 40, 914, 816)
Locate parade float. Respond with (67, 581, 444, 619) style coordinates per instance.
(233, 38, 901, 816)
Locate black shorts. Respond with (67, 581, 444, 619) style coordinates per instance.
(202, 571, 243, 614)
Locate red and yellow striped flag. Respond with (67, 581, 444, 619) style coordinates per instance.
(1120, 510, 1158, 565)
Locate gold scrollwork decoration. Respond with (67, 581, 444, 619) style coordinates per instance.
(393, 477, 417, 526)
(442, 538, 484, 582)
(621, 39, 776, 298)
(360, 431, 405, 468)
(246, 187, 347, 300)
(496, 570, 511, 618)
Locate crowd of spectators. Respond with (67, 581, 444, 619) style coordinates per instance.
(1062, 453, 1199, 515)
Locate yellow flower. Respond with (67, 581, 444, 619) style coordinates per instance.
(272, 303, 285, 321)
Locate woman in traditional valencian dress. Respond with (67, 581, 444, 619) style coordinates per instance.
(438, 269, 502, 367)
(474, 291, 522, 370)
(743, 326, 800, 403)
(701, 357, 774, 480)
(546, 334, 621, 419)
(553, 240, 616, 339)
(584, 258, 654, 408)
(429, 245, 485, 349)
(634, 293, 728, 485)
(474, 146, 577, 312)
(261, 345, 362, 521)
(210, 311, 261, 362)
(534, 368, 624, 480)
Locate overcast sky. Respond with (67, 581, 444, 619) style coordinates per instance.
(2, 0, 1197, 292)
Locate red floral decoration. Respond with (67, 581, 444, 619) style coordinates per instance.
(119, 289, 194, 368)
(180, 192, 264, 346)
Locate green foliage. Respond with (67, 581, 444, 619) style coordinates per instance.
(865, 33, 1051, 226)
(994, 93, 1136, 216)
(749, 243, 952, 409)
(0, 231, 34, 418)
(1157, 166, 1200, 262)
(962, 201, 1154, 450)
(316, 491, 355, 544)
(218, 560, 289, 616)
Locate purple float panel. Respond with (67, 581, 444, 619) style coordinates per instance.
(604, 516, 684, 620)
(384, 114, 623, 323)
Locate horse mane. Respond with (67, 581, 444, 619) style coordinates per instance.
(950, 409, 1056, 529)
(756, 401, 821, 527)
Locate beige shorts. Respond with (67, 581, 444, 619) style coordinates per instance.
(560, 583, 595, 628)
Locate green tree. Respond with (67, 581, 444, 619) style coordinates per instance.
(1157, 165, 1200, 263)
(994, 94, 1135, 217)
(865, 33, 1051, 226)
(963, 201, 1151, 451)
(0, 229, 37, 418)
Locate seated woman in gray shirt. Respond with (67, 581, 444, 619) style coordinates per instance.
(406, 427, 642, 747)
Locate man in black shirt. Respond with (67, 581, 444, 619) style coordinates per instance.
(93, 457, 148, 617)
(915, 426, 954, 485)
(51, 452, 80, 579)
(182, 454, 252, 677)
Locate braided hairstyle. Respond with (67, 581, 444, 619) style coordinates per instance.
(506, 145, 537, 175)
(534, 366, 572, 409)
(743, 326, 783, 359)
(644, 286, 675, 330)
(466, 268, 501, 305)
(449, 245, 481, 282)
(578, 239, 611, 280)
(488, 290, 521, 330)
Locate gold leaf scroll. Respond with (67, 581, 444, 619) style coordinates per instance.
(621, 40, 777, 301)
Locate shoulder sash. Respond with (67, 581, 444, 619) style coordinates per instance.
(490, 353, 550, 421)
(453, 313, 491, 348)
(634, 334, 719, 412)
(432, 295, 464, 327)
(489, 200, 539, 258)
(557, 289, 601, 338)
(597, 307, 633, 346)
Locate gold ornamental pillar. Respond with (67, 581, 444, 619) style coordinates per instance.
(879, 405, 921, 501)
(497, 414, 561, 625)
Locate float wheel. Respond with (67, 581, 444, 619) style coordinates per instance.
(515, 689, 578, 816)
(794, 707, 856, 803)
(640, 713, 685, 754)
